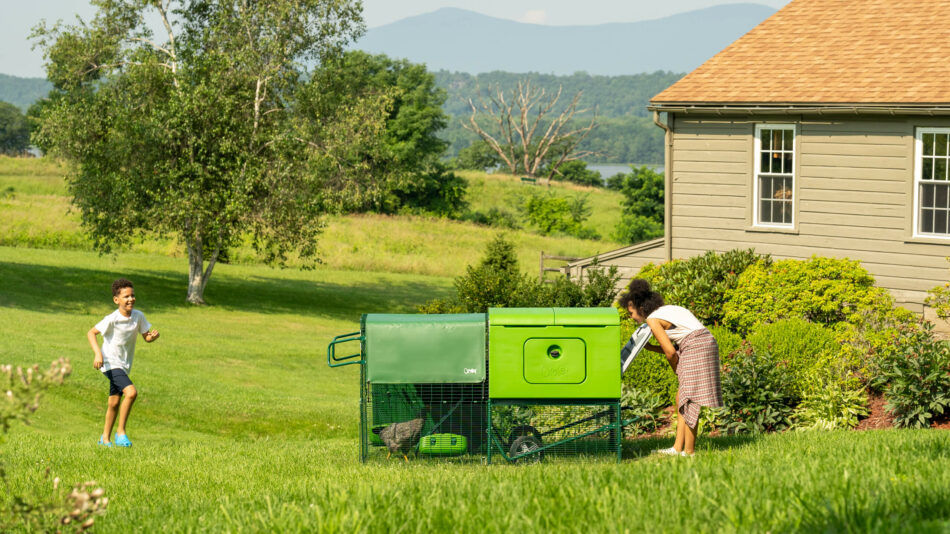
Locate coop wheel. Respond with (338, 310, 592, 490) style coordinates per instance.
(507, 425, 542, 448)
(509, 435, 543, 463)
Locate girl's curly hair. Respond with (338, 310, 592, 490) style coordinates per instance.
(618, 279, 664, 317)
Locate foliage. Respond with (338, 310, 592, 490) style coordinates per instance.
(522, 192, 599, 239)
(551, 160, 603, 187)
(721, 256, 893, 336)
(608, 165, 664, 243)
(31, 0, 366, 304)
(870, 322, 950, 428)
(620, 386, 668, 436)
(1, 358, 109, 532)
(451, 140, 501, 171)
(924, 256, 950, 320)
(747, 318, 839, 398)
(707, 325, 742, 362)
(423, 234, 620, 313)
(720, 343, 799, 434)
(793, 384, 868, 431)
(308, 51, 465, 216)
(637, 249, 770, 326)
(613, 214, 663, 244)
(0, 101, 30, 155)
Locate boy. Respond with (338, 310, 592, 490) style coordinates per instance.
(87, 278, 159, 447)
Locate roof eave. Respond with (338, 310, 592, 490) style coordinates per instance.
(647, 102, 950, 116)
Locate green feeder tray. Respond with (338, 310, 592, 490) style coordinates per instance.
(418, 433, 467, 456)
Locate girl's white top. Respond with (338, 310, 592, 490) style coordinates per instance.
(95, 309, 151, 373)
(647, 305, 704, 344)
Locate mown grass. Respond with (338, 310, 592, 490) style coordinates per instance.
(2, 246, 949, 533)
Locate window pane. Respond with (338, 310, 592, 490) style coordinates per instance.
(938, 184, 949, 209)
(922, 208, 934, 233)
(923, 183, 935, 208)
(935, 210, 948, 235)
(761, 151, 771, 173)
(783, 200, 793, 224)
(761, 130, 772, 150)
(938, 158, 948, 181)
(924, 158, 934, 180)
(760, 199, 772, 223)
(938, 134, 949, 157)
(924, 133, 935, 156)
(783, 130, 793, 151)
(783, 152, 793, 174)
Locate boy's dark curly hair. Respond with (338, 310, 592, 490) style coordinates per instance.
(112, 278, 134, 297)
(618, 279, 664, 318)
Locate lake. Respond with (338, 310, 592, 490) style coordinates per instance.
(587, 163, 664, 179)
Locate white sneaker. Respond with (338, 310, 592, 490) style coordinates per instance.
(680, 451, 694, 457)
(652, 447, 679, 456)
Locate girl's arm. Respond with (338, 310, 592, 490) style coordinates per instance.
(88, 328, 104, 369)
(646, 318, 679, 372)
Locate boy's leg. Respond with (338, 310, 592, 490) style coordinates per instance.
(116, 385, 138, 436)
(102, 395, 120, 442)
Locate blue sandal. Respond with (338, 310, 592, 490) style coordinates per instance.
(115, 434, 132, 447)
(97, 437, 113, 447)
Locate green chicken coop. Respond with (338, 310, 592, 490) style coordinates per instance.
(328, 307, 633, 463)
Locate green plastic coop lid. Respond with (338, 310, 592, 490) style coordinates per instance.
(488, 307, 554, 326)
(553, 307, 620, 326)
(363, 313, 486, 383)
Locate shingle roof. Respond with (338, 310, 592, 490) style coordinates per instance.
(652, 0, 950, 105)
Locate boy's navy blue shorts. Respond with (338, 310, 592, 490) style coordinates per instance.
(104, 369, 134, 396)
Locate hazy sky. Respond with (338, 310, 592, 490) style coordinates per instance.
(2, 0, 791, 78)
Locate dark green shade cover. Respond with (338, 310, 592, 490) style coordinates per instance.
(363, 313, 487, 383)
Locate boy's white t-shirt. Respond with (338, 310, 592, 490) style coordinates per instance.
(95, 309, 151, 373)
(647, 305, 704, 344)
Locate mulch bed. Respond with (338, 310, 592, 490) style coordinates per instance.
(855, 392, 895, 430)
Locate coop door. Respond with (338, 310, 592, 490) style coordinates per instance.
(522, 338, 587, 384)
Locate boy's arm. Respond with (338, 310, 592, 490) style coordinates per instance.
(143, 329, 160, 342)
(88, 328, 104, 369)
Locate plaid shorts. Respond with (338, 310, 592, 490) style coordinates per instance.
(104, 369, 134, 396)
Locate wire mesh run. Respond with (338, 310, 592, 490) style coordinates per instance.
(361, 382, 488, 463)
(488, 400, 622, 464)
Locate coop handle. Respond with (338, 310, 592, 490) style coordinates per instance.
(327, 331, 363, 368)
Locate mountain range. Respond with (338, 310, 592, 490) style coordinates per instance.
(355, 3, 777, 76)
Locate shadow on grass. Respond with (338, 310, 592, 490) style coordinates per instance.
(622, 433, 758, 460)
(0, 260, 452, 319)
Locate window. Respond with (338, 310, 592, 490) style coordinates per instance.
(754, 124, 795, 226)
(915, 128, 950, 237)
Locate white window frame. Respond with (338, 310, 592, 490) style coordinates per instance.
(753, 124, 796, 228)
(913, 127, 950, 239)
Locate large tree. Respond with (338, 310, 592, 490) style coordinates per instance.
(31, 0, 370, 304)
(464, 80, 597, 180)
(0, 101, 30, 155)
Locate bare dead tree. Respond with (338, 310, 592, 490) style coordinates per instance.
(464, 80, 597, 180)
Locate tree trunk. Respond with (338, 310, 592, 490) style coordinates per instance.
(185, 236, 220, 305)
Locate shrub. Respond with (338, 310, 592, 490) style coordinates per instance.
(612, 213, 663, 244)
(551, 160, 603, 187)
(459, 208, 521, 229)
(620, 386, 667, 436)
(746, 318, 838, 398)
(793, 384, 868, 431)
(835, 306, 921, 388)
(719, 342, 799, 434)
(870, 322, 950, 428)
(521, 192, 599, 239)
(924, 256, 950, 320)
(637, 249, 770, 326)
(708, 325, 742, 360)
(721, 256, 890, 336)
(452, 235, 524, 312)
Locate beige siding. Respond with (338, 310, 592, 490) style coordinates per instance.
(669, 114, 950, 310)
(567, 240, 665, 292)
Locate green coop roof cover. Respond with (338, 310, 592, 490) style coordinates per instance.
(363, 313, 486, 384)
(488, 307, 619, 327)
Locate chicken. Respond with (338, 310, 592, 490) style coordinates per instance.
(373, 411, 427, 462)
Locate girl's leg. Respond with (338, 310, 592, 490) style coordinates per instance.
(116, 385, 138, 436)
(673, 393, 686, 452)
(102, 395, 120, 442)
(683, 421, 698, 455)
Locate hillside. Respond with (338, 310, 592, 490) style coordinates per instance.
(356, 4, 777, 76)
(0, 73, 51, 111)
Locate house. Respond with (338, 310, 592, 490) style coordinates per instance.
(567, 0, 950, 314)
